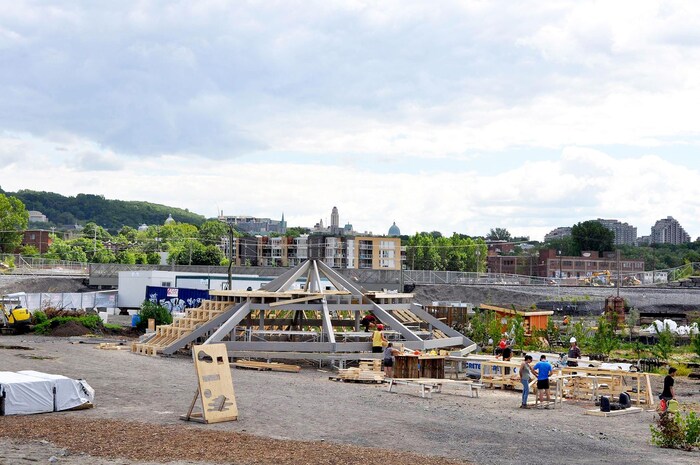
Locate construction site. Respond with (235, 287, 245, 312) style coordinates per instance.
(1, 259, 699, 465)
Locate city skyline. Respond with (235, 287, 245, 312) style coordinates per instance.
(1, 2, 699, 240)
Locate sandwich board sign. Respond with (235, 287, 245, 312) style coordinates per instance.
(181, 343, 238, 423)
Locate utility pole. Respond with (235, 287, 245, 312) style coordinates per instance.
(616, 249, 621, 298)
(227, 225, 234, 291)
(93, 227, 97, 257)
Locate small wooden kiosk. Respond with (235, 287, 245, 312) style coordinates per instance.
(479, 304, 553, 335)
(393, 354, 445, 379)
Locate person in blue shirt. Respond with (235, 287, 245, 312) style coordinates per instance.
(533, 355, 553, 406)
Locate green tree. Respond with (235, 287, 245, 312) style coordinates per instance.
(0, 193, 28, 253)
(651, 322, 676, 361)
(487, 228, 512, 241)
(590, 316, 620, 360)
(118, 225, 138, 242)
(82, 222, 111, 242)
(571, 220, 615, 255)
(508, 314, 526, 352)
(198, 220, 228, 246)
(45, 238, 88, 262)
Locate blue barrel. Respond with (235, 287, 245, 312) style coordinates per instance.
(131, 315, 141, 327)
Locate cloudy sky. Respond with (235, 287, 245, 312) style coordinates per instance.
(1, 1, 699, 240)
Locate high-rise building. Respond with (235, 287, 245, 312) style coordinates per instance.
(597, 219, 637, 246)
(650, 216, 691, 244)
(330, 206, 340, 233)
(544, 226, 572, 242)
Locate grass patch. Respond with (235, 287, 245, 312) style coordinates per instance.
(103, 323, 123, 331)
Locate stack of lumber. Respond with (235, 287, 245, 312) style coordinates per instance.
(231, 360, 300, 373)
(334, 367, 385, 383)
(97, 342, 129, 350)
(131, 300, 230, 356)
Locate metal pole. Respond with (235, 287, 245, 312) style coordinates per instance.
(616, 249, 621, 298)
(227, 226, 234, 291)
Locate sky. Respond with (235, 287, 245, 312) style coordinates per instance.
(1, 1, 700, 241)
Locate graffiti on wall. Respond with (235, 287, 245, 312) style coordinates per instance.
(145, 286, 210, 314)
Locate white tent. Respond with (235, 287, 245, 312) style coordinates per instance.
(18, 371, 94, 411)
(0, 371, 94, 416)
(0, 371, 54, 415)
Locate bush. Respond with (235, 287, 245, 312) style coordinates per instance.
(33, 310, 48, 325)
(137, 300, 172, 332)
(651, 411, 700, 450)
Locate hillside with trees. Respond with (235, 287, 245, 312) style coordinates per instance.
(0, 187, 205, 231)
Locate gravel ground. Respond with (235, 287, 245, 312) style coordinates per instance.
(1, 335, 699, 465)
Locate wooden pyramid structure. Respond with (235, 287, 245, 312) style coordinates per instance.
(132, 259, 475, 357)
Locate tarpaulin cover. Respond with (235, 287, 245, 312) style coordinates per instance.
(0, 371, 54, 415)
(18, 371, 94, 411)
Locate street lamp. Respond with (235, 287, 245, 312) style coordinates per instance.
(557, 250, 562, 279)
(475, 249, 481, 274)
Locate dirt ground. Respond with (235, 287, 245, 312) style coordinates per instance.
(1, 335, 699, 465)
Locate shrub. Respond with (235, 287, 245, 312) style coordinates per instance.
(33, 310, 48, 325)
(137, 300, 172, 332)
(651, 411, 700, 450)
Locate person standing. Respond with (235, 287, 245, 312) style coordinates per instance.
(533, 355, 553, 407)
(383, 342, 401, 378)
(567, 337, 581, 367)
(372, 324, 386, 353)
(660, 367, 677, 412)
(519, 355, 534, 408)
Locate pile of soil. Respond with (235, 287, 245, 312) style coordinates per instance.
(47, 320, 93, 337)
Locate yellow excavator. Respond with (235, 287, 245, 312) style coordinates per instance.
(580, 270, 614, 286)
(0, 294, 31, 334)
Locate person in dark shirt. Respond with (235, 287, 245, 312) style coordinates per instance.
(567, 337, 581, 367)
(660, 367, 676, 412)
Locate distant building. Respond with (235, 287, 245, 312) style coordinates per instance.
(330, 206, 340, 233)
(650, 216, 690, 244)
(22, 230, 53, 254)
(307, 234, 402, 270)
(312, 207, 356, 235)
(537, 249, 644, 279)
(217, 212, 286, 235)
(138, 223, 149, 232)
(597, 219, 638, 245)
(164, 214, 175, 225)
(544, 226, 572, 242)
(388, 222, 401, 236)
(28, 211, 48, 223)
(486, 240, 515, 256)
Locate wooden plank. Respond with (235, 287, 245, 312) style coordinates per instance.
(584, 407, 643, 417)
(268, 294, 324, 307)
(231, 360, 300, 373)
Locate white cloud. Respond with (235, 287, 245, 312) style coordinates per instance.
(1, 2, 700, 240)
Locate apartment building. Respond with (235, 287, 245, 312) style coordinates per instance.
(650, 216, 691, 245)
(307, 234, 401, 270)
(544, 227, 572, 242)
(597, 219, 638, 246)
